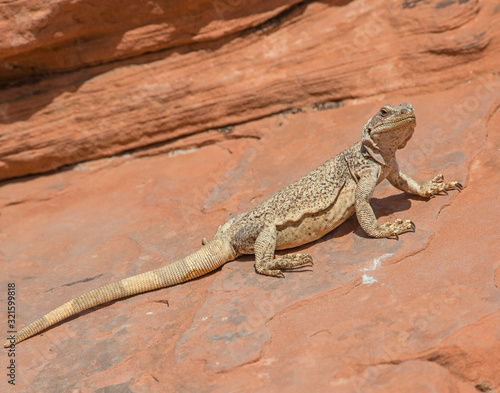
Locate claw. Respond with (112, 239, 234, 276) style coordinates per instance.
(410, 221, 416, 231)
(442, 189, 448, 195)
(429, 193, 435, 198)
(456, 182, 463, 191)
(278, 272, 285, 278)
(394, 233, 399, 241)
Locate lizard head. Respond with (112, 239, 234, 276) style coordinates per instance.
(361, 103, 416, 165)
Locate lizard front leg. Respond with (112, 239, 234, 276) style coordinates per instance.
(254, 225, 313, 277)
(388, 171, 462, 198)
(355, 168, 415, 239)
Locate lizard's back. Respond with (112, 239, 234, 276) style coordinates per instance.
(232, 143, 363, 250)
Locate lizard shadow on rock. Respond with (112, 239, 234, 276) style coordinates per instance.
(292, 191, 427, 245)
(357, 192, 439, 239)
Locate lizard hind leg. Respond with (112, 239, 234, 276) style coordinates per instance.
(254, 225, 313, 277)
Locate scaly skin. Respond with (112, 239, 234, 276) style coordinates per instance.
(4, 103, 462, 347)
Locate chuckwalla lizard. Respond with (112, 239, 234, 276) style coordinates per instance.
(4, 103, 462, 347)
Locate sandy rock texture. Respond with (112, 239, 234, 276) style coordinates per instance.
(0, 0, 499, 392)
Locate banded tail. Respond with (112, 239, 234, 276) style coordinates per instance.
(4, 239, 237, 347)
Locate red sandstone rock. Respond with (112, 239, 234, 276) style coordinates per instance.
(0, 0, 302, 81)
(1, 78, 499, 392)
(1, 0, 500, 180)
(0, 1, 499, 391)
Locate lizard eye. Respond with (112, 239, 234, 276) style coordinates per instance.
(380, 107, 388, 116)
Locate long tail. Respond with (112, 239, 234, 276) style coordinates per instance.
(4, 239, 237, 347)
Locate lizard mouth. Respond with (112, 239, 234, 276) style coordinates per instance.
(372, 115, 416, 133)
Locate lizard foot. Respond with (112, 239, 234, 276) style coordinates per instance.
(255, 254, 313, 278)
(381, 219, 415, 240)
(424, 174, 463, 198)
(276, 253, 313, 269)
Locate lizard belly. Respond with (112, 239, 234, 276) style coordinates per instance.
(275, 187, 355, 250)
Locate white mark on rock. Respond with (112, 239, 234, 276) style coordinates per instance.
(146, 312, 154, 315)
(360, 254, 392, 285)
(361, 253, 393, 272)
(362, 274, 377, 285)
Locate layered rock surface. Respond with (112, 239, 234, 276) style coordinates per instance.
(0, 1, 499, 392)
(1, 0, 499, 180)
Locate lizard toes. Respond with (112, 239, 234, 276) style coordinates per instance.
(280, 253, 313, 268)
(432, 173, 444, 183)
(299, 254, 314, 267)
(256, 268, 285, 278)
(442, 181, 462, 193)
(389, 219, 415, 239)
